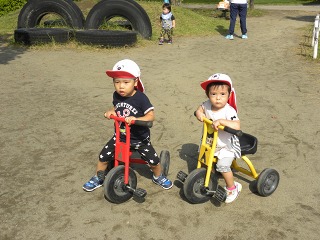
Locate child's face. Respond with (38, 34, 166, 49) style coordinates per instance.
(208, 85, 230, 111)
(113, 78, 137, 97)
(162, 8, 170, 14)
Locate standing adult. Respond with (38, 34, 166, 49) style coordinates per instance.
(225, 0, 248, 40)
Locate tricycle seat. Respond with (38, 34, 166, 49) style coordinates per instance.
(239, 133, 258, 155)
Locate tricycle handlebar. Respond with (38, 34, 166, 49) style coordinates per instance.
(109, 115, 153, 128)
(194, 111, 243, 137)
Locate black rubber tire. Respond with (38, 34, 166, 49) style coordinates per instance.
(183, 168, 218, 204)
(85, 0, 152, 39)
(104, 165, 137, 204)
(160, 150, 170, 176)
(14, 28, 72, 45)
(256, 168, 280, 197)
(74, 30, 137, 47)
(17, 0, 85, 29)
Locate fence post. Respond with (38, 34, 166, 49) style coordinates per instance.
(312, 14, 319, 47)
(313, 14, 320, 59)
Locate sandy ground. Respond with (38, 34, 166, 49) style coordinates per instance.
(1, 6, 320, 240)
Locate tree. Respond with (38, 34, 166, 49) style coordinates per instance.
(250, 0, 254, 10)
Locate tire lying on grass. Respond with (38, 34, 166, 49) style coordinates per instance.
(17, 0, 85, 29)
(14, 28, 73, 45)
(74, 30, 137, 47)
(85, 0, 152, 39)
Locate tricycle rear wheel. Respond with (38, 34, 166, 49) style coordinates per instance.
(257, 168, 280, 196)
(183, 168, 217, 204)
(104, 165, 137, 204)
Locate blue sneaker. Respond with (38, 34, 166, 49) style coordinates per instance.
(225, 34, 234, 40)
(83, 176, 103, 192)
(242, 34, 248, 39)
(152, 174, 173, 190)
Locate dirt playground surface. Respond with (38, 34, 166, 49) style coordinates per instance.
(1, 7, 320, 240)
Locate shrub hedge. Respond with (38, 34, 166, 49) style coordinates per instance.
(0, 0, 27, 17)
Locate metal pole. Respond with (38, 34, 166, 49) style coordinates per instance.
(312, 14, 319, 47)
(313, 14, 320, 59)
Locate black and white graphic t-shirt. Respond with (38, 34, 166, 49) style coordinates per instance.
(113, 90, 154, 144)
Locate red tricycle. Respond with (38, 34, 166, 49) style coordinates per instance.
(104, 115, 170, 204)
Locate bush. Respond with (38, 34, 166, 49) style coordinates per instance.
(0, 0, 27, 17)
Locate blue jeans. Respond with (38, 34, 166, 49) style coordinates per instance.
(228, 3, 247, 35)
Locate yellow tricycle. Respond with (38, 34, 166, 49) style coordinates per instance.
(176, 117, 280, 204)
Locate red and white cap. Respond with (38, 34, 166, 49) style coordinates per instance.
(200, 73, 238, 112)
(106, 59, 145, 92)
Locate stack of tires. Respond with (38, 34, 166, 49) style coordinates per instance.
(14, 0, 152, 47)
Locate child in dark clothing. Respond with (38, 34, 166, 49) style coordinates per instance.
(83, 59, 173, 192)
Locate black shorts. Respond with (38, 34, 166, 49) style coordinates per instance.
(99, 134, 160, 166)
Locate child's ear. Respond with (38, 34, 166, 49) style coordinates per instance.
(134, 78, 138, 87)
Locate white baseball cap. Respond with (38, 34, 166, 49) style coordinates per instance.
(106, 59, 145, 92)
(200, 73, 238, 112)
(200, 73, 233, 90)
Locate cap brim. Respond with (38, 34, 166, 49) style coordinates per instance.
(200, 79, 232, 90)
(106, 70, 135, 79)
(106, 70, 145, 92)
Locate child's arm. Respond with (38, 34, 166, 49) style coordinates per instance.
(212, 119, 240, 131)
(104, 107, 116, 119)
(195, 105, 205, 122)
(172, 19, 176, 28)
(125, 110, 155, 125)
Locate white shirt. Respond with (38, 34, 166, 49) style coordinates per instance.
(230, 0, 247, 4)
(202, 100, 240, 159)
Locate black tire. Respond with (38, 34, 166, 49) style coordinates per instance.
(85, 0, 152, 39)
(14, 28, 72, 45)
(256, 168, 280, 197)
(17, 0, 85, 29)
(183, 168, 218, 204)
(74, 30, 137, 47)
(104, 165, 137, 204)
(160, 150, 170, 176)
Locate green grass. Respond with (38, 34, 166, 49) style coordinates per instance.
(0, 1, 233, 43)
(0, 0, 318, 57)
(182, 0, 320, 4)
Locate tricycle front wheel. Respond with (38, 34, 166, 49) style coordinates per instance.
(183, 168, 217, 204)
(104, 165, 137, 204)
(257, 168, 280, 197)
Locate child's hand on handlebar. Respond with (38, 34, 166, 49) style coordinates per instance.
(211, 120, 221, 131)
(125, 116, 136, 125)
(104, 110, 116, 119)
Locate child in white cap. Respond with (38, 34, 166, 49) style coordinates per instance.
(83, 59, 173, 191)
(195, 73, 242, 203)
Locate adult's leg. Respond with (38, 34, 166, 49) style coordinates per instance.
(239, 3, 248, 35)
(228, 3, 239, 35)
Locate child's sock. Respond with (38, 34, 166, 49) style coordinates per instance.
(227, 185, 236, 191)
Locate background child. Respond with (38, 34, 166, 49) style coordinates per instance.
(83, 59, 173, 192)
(159, 3, 176, 45)
(195, 73, 242, 203)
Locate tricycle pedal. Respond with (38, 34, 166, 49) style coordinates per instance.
(213, 185, 227, 202)
(176, 170, 188, 182)
(133, 188, 147, 198)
